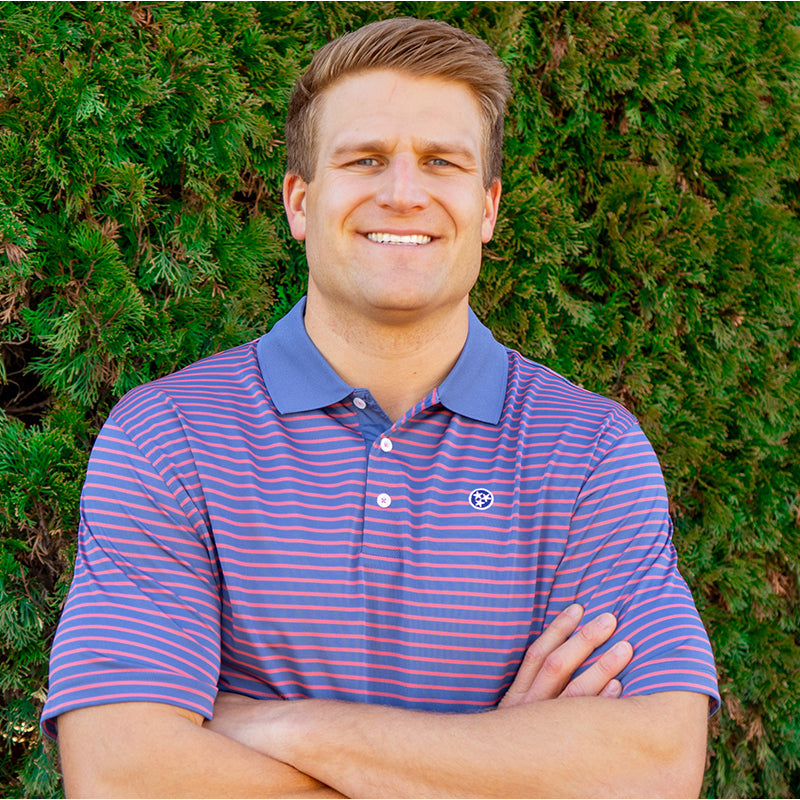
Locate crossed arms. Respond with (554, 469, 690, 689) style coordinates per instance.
(57, 605, 709, 798)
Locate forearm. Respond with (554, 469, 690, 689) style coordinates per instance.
(224, 692, 708, 798)
(57, 702, 344, 798)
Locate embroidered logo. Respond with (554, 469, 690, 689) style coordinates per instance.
(468, 488, 494, 510)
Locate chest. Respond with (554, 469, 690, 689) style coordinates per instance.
(192, 408, 587, 709)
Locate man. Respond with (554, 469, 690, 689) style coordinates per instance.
(43, 17, 719, 797)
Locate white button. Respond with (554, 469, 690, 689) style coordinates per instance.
(377, 493, 392, 508)
(353, 397, 367, 410)
(379, 437, 393, 452)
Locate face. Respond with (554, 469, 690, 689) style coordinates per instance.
(283, 69, 502, 328)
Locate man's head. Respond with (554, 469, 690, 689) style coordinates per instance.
(285, 17, 511, 187)
(283, 18, 508, 330)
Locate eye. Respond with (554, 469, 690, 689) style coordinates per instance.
(428, 157, 453, 167)
(352, 157, 381, 167)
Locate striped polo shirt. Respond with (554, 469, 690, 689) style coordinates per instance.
(42, 298, 719, 737)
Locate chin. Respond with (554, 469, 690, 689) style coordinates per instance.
(365, 294, 464, 324)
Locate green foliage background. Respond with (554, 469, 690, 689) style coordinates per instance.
(1, 1, 798, 796)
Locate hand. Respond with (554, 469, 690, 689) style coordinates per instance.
(204, 691, 284, 751)
(499, 604, 633, 709)
(204, 695, 348, 798)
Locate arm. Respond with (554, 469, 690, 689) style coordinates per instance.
(57, 702, 344, 799)
(55, 604, 610, 798)
(251, 691, 707, 798)
(206, 606, 709, 798)
(56, 605, 622, 798)
(47, 405, 345, 798)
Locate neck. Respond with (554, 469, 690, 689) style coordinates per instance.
(303, 298, 470, 422)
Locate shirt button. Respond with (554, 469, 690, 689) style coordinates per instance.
(377, 493, 392, 508)
(379, 437, 393, 452)
(353, 397, 367, 410)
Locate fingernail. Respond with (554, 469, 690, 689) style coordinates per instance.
(565, 603, 583, 619)
(613, 640, 632, 656)
(597, 612, 615, 629)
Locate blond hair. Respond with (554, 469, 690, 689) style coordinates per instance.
(285, 17, 511, 186)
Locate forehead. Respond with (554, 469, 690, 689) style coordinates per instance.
(313, 69, 486, 157)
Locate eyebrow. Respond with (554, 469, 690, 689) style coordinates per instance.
(330, 138, 480, 164)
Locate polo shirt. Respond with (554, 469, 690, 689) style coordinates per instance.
(42, 298, 719, 738)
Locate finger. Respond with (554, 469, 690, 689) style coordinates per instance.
(521, 611, 619, 703)
(599, 679, 623, 699)
(500, 604, 584, 707)
(560, 640, 633, 699)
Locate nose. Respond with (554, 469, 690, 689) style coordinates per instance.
(375, 155, 430, 212)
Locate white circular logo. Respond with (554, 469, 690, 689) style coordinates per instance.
(468, 488, 494, 510)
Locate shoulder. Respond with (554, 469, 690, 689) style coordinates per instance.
(110, 339, 263, 423)
(503, 348, 638, 435)
(98, 340, 269, 455)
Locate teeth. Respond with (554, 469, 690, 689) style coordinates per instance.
(367, 232, 431, 245)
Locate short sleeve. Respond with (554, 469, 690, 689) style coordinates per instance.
(41, 394, 222, 739)
(546, 423, 720, 714)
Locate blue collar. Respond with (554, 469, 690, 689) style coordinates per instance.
(257, 297, 508, 425)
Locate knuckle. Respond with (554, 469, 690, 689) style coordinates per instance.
(561, 680, 584, 699)
(595, 656, 617, 677)
(578, 624, 597, 643)
(542, 651, 565, 676)
(525, 641, 547, 666)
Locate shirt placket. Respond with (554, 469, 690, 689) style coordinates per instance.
(348, 391, 400, 556)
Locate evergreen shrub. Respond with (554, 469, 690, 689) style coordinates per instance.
(0, 2, 798, 796)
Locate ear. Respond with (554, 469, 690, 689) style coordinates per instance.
(283, 172, 308, 241)
(481, 178, 502, 243)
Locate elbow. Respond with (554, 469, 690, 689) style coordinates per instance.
(650, 737, 706, 798)
(59, 745, 130, 799)
(59, 736, 145, 799)
(631, 692, 709, 798)
(62, 770, 118, 800)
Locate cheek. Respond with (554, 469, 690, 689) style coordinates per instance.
(449, 186, 494, 234)
(314, 195, 356, 236)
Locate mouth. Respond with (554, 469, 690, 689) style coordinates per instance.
(366, 232, 432, 245)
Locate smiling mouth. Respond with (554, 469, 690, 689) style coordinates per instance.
(366, 232, 432, 245)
